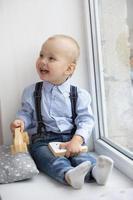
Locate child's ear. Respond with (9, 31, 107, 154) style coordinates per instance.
(65, 63, 76, 75)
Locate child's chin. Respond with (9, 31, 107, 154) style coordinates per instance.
(40, 77, 52, 83)
(39, 74, 48, 80)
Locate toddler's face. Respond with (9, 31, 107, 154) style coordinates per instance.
(36, 38, 75, 84)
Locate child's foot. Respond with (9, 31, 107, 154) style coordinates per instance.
(65, 161, 91, 189)
(92, 155, 114, 185)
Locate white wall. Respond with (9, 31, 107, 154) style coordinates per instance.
(0, 0, 92, 147)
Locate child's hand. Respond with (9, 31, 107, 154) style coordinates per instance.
(60, 135, 84, 158)
(10, 119, 25, 133)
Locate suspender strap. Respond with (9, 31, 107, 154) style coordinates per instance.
(34, 81, 45, 134)
(70, 85, 77, 130)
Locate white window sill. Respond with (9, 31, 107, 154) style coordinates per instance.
(0, 153, 132, 200)
(94, 139, 133, 180)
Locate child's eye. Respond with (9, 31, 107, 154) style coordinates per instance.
(49, 57, 55, 61)
(40, 54, 43, 58)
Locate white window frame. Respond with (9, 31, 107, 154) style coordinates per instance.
(84, 0, 133, 180)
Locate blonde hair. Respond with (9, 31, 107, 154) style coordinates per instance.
(47, 34, 80, 64)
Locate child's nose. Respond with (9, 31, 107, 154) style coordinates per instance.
(41, 57, 48, 65)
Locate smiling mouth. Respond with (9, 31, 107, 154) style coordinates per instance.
(40, 69, 49, 74)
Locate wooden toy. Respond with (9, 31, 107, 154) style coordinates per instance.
(10, 128, 29, 154)
(48, 142, 88, 157)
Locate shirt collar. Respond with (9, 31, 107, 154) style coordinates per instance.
(42, 81, 54, 92)
(42, 78, 71, 93)
(57, 78, 71, 93)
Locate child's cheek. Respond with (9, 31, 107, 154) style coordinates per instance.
(36, 60, 40, 70)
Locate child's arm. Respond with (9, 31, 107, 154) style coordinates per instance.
(11, 85, 35, 134)
(74, 89, 95, 144)
(60, 89, 94, 157)
(60, 135, 84, 158)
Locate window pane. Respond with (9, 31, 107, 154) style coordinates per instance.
(97, 0, 133, 156)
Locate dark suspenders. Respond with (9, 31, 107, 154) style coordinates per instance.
(31, 81, 77, 143)
(70, 85, 78, 133)
(34, 81, 46, 133)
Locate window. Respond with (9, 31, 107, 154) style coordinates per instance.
(96, 0, 133, 159)
(86, 0, 133, 179)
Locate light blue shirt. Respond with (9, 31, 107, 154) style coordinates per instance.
(16, 79, 94, 143)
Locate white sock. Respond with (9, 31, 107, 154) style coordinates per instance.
(65, 161, 91, 189)
(92, 155, 114, 185)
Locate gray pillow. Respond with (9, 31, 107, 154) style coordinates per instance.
(0, 145, 39, 184)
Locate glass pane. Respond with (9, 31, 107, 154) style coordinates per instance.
(97, 0, 133, 155)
